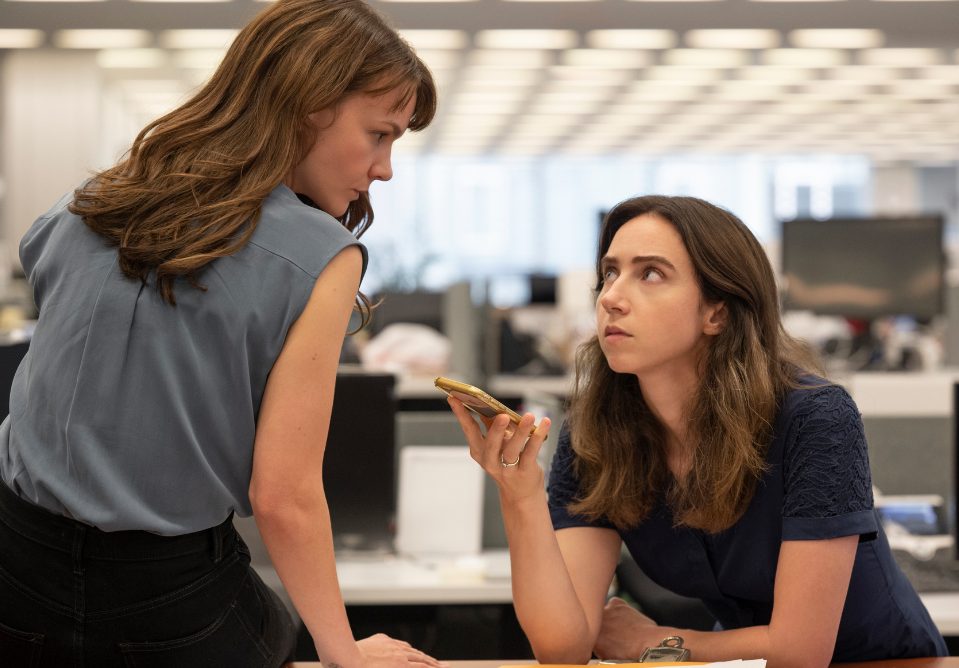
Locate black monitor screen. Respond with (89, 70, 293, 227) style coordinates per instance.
(781, 216, 945, 320)
(324, 371, 396, 552)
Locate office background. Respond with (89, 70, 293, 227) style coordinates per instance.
(1, 0, 959, 659)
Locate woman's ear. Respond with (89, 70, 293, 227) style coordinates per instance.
(702, 301, 727, 336)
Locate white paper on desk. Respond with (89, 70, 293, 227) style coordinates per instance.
(396, 446, 484, 557)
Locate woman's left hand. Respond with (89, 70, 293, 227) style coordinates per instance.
(446, 396, 551, 507)
(594, 596, 671, 660)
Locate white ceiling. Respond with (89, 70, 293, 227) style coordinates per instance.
(2, 0, 958, 160)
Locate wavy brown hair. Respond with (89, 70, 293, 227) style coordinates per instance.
(567, 195, 823, 533)
(70, 0, 436, 319)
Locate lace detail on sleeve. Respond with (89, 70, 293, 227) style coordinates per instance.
(782, 385, 874, 519)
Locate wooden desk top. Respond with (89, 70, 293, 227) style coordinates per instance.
(288, 659, 959, 668)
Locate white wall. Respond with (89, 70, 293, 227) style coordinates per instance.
(1, 49, 101, 269)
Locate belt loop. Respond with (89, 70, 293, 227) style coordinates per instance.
(211, 523, 224, 563)
(210, 514, 234, 563)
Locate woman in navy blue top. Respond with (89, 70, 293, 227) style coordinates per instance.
(446, 195, 946, 666)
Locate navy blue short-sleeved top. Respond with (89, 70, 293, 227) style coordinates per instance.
(549, 382, 947, 661)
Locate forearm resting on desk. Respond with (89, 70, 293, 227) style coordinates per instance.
(501, 494, 620, 665)
(255, 492, 362, 667)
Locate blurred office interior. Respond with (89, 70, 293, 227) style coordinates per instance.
(1, 0, 959, 659)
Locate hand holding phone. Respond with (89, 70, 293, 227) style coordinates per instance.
(434, 376, 541, 437)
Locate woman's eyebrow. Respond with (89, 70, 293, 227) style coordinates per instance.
(630, 254, 676, 270)
(602, 254, 676, 270)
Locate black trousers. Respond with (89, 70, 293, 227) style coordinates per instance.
(0, 481, 296, 667)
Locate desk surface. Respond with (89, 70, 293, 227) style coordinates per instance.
(335, 552, 959, 635)
(337, 551, 513, 605)
(289, 659, 959, 668)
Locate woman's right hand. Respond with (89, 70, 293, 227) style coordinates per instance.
(356, 633, 447, 668)
(447, 396, 552, 506)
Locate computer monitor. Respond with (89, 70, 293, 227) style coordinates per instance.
(781, 215, 945, 321)
(528, 274, 557, 305)
(324, 371, 397, 552)
(368, 290, 444, 336)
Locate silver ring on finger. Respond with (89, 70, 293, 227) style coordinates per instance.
(500, 453, 520, 467)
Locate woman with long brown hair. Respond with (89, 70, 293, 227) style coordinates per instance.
(0, 0, 441, 666)
(447, 195, 946, 665)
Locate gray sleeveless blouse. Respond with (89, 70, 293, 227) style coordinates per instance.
(0, 184, 367, 535)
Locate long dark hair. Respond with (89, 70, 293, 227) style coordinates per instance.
(70, 0, 436, 320)
(567, 195, 822, 533)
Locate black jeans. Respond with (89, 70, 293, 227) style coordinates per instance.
(0, 481, 296, 667)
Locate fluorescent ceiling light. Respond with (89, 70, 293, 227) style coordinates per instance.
(858, 49, 943, 67)
(468, 50, 552, 68)
(560, 49, 650, 68)
(159, 30, 238, 49)
(97, 48, 167, 69)
(644, 66, 725, 82)
(737, 66, 816, 82)
(889, 81, 956, 99)
(414, 50, 461, 71)
(761, 49, 848, 67)
(548, 67, 631, 83)
(455, 91, 528, 104)
(714, 80, 789, 100)
(537, 88, 610, 102)
(55, 30, 151, 49)
(922, 66, 959, 81)
(625, 85, 701, 101)
(461, 68, 539, 84)
(447, 101, 524, 115)
(527, 100, 601, 115)
(789, 29, 884, 49)
(662, 49, 750, 68)
(400, 30, 468, 50)
(171, 49, 226, 69)
(475, 30, 577, 50)
(586, 30, 676, 50)
(827, 65, 899, 82)
(686, 29, 781, 49)
(0, 29, 44, 48)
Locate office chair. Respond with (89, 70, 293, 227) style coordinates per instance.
(614, 553, 716, 631)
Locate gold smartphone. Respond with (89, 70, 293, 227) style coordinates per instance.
(434, 376, 543, 437)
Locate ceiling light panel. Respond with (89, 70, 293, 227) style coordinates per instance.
(644, 66, 725, 82)
(560, 49, 651, 68)
(761, 49, 848, 67)
(467, 49, 553, 68)
(414, 49, 462, 71)
(97, 48, 167, 68)
(0, 29, 44, 48)
(736, 66, 817, 82)
(169, 48, 225, 70)
(159, 30, 238, 49)
(827, 66, 900, 82)
(547, 68, 631, 85)
(55, 29, 151, 49)
(662, 49, 750, 68)
(400, 30, 469, 50)
(587, 30, 677, 50)
(686, 29, 781, 49)
(475, 30, 578, 50)
(858, 49, 944, 67)
(789, 29, 884, 49)
(713, 80, 790, 100)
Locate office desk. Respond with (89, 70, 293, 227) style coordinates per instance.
(334, 553, 959, 636)
(289, 658, 959, 667)
(337, 551, 512, 605)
